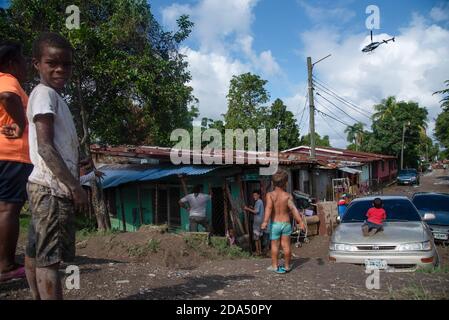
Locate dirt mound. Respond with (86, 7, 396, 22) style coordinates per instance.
(75, 226, 245, 269)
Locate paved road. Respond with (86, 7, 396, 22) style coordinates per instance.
(1, 170, 448, 300)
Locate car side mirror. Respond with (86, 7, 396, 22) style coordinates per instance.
(423, 213, 436, 221)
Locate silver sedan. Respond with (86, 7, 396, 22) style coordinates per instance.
(329, 196, 439, 272)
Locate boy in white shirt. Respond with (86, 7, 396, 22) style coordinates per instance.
(24, 32, 87, 300)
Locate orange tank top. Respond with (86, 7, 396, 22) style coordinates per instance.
(0, 72, 31, 164)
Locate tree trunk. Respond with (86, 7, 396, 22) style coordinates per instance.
(76, 78, 111, 231)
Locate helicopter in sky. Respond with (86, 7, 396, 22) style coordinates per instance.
(362, 30, 395, 53)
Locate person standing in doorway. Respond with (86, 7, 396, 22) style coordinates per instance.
(244, 190, 264, 256)
(179, 184, 212, 233)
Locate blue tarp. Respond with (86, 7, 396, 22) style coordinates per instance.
(84, 165, 220, 189)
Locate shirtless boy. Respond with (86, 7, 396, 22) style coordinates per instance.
(261, 169, 305, 274)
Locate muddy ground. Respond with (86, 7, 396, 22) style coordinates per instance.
(1, 170, 448, 300)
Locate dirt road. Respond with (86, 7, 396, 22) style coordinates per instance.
(1, 170, 448, 300)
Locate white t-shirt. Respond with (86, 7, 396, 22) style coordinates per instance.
(180, 193, 211, 217)
(27, 84, 79, 198)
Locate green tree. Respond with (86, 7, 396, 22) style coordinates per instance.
(0, 0, 197, 229)
(1, 0, 198, 148)
(344, 122, 365, 151)
(264, 98, 300, 151)
(224, 72, 269, 130)
(364, 96, 428, 168)
(434, 80, 449, 158)
(434, 80, 449, 111)
(299, 132, 331, 147)
(435, 111, 449, 157)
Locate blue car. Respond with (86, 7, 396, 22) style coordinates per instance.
(397, 169, 420, 185)
(412, 192, 449, 243)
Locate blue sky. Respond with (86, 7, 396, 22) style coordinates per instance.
(152, 0, 449, 147)
(152, 0, 443, 94)
(2, 0, 449, 147)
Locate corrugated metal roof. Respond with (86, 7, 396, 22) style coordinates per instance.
(338, 167, 363, 174)
(87, 165, 220, 189)
(90, 144, 322, 166)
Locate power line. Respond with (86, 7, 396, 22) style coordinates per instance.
(313, 81, 372, 120)
(315, 107, 354, 128)
(315, 91, 363, 123)
(300, 106, 310, 136)
(313, 76, 374, 118)
(297, 93, 308, 130)
(295, 84, 309, 118)
(313, 76, 373, 118)
(314, 97, 342, 121)
(317, 109, 347, 141)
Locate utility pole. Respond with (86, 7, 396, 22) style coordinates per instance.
(307, 56, 316, 159)
(400, 121, 410, 170)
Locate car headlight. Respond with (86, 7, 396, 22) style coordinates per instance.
(410, 176, 416, 181)
(329, 243, 357, 251)
(397, 241, 431, 251)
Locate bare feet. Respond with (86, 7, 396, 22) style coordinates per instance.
(362, 225, 369, 237)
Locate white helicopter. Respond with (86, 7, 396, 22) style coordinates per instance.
(362, 30, 395, 53)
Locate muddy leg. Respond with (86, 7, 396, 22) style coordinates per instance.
(280, 235, 292, 270)
(271, 239, 280, 268)
(0, 201, 22, 273)
(25, 256, 40, 300)
(36, 263, 62, 300)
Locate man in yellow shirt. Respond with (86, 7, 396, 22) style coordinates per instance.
(0, 41, 33, 282)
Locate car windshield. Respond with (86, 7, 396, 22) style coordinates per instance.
(413, 194, 449, 213)
(399, 169, 416, 175)
(342, 199, 421, 222)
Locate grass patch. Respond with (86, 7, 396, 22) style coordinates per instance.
(147, 239, 161, 253)
(127, 239, 161, 257)
(416, 266, 449, 274)
(210, 237, 251, 259)
(183, 234, 250, 258)
(389, 282, 448, 300)
(184, 232, 211, 250)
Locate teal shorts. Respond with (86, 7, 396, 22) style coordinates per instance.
(270, 222, 292, 240)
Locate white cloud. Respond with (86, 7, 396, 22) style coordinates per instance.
(161, 0, 282, 121)
(298, 0, 356, 25)
(182, 47, 249, 119)
(295, 14, 449, 148)
(237, 35, 281, 76)
(162, 0, 258, 54)
(430, 3, 449, 23)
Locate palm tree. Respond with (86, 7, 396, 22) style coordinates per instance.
(434, 80, 449, 111)
(345, 122, 365, 151)
(372, 96, 397, 121)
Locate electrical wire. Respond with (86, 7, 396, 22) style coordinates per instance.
(317, 108, 347, 141)
(315, 91, 362, 124)
(313, 76, 373, 118)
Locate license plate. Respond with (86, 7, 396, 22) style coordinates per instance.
(365, 259, 388, 270)
(434, 233, 448, 240)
